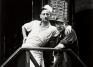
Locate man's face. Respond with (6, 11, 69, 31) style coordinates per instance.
(40, 10, 51, 21)
(55, 22, 65, 32)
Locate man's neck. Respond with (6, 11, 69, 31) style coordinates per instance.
(41, 21, 50, 27)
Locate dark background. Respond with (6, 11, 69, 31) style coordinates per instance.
(0, 0, 93, 67)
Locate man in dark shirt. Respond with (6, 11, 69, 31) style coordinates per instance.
(43, 20, 79, 67)
(52, 21, 79, 67)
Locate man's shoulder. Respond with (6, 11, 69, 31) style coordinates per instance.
(25, 20, 40, 25)
(25, 20, 40, 23)
(31, 20, 41, 24)
(32, 20, 40, 22)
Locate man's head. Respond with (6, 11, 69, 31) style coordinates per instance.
(55, 18, 65, 32)
(40, 5, 52, 21)
(40, 9, 51, 22)
(42, 5, 53, 13)
(40, 5, 53, 22)
(55, 21, 65, 32)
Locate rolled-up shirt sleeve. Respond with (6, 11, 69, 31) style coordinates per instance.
(22, 21, 34, 32)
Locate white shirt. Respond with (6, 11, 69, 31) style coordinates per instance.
(23, 20, 59, 47)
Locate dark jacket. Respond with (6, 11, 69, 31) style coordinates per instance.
(44, 28, 79, 67)
(52, 29, 79, 67)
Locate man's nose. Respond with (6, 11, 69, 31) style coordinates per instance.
(44, 14, 48, 18)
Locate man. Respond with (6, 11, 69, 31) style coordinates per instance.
(40, 5, 73, 67)
(21, 6, 59, 67)
(52, 21, 79, 67)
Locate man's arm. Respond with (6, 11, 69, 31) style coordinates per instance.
(65, 25, 72, 35)
(55, 28, 77, 49)
(22, 25, 27, 43)
(54, 25, 72, 48)
(60, 29, 77, 47)
(21, 21, 34, 43)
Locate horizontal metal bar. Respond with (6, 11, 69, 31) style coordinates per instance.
(1, 47, 87, 67)
(22, 47, 63, 51)
(0, 47, 63, 67)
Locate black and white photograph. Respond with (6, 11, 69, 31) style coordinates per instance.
(0, 0, 93, 67)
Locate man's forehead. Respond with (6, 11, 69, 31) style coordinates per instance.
(41, 10, 50, 14)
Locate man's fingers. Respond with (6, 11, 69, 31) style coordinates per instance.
(55, 43, 65, 48)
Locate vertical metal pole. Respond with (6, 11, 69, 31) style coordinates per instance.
(32, 0, 33, 20)
(4, 35, 6, 59)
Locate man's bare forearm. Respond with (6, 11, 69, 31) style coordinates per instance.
(22, 26, 27, 38)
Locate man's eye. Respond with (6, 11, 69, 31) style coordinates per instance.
(42, 13, 45, 15)
(46, 13, 49, 15)
(42, 13, 50, 16)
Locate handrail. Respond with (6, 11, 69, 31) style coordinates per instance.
(67, 49, 87, 67)
(0, 47, 63, 67)
(0, 47, 21, 67)
(23, 47, 63, 51)
(0, 47, 87, 67)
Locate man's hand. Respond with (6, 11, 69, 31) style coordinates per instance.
(55, 43, 65, 49)
(65, 25, 72, 35)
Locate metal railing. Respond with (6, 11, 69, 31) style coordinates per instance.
(0, 47, 62, 67)
(0, 47, 87, 67)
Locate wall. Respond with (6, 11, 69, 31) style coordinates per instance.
(74, 0, 93, 67)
